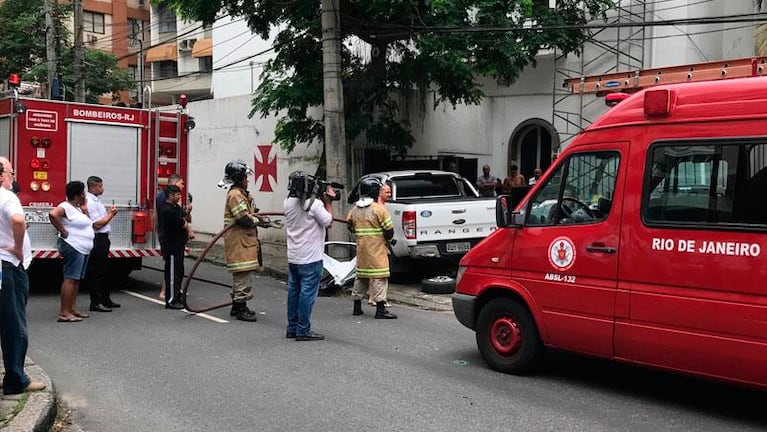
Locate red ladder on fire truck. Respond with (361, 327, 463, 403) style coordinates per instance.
(564, 56, 767, 95)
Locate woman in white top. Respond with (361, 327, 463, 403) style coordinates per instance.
(49, 181, 95, 322)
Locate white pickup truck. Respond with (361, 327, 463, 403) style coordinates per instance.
(348, 170, 497, 269)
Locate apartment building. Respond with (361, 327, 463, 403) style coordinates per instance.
(74, 0, 150, 103)
(144, 3, 213, 105)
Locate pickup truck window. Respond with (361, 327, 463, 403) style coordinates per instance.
(527, 151, 620, 226)
(395, 176, 462, 198)
(643, 141, 767, 228)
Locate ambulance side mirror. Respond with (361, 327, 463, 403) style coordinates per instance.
(495, 190, 529, 228)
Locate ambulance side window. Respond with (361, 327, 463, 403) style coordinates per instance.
(643, 141, 767, 228)
(526, 151, 620, 226)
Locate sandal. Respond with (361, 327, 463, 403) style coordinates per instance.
(57, 316, 83, 323)
(73, 311, 90, 319)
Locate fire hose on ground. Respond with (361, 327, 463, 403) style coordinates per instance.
(178, 212, 351, 314)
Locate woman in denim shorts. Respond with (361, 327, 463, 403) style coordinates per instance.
(49, 181, 95, 322)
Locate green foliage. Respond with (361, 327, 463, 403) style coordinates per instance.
(0, 0, 131, 103)
(156, 0, 615, 155)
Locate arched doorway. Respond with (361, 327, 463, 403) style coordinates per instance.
(507, 119, 558, 180)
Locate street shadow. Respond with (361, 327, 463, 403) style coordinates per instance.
(537, 350, 767, 426)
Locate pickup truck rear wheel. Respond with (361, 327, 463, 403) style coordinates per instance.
(476, 298, 542, 374)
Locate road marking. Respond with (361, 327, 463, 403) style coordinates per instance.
(120, 290, 230, 323)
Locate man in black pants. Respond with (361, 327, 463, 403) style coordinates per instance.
(159, 185, 194, 309)
(84, 176, 118, 312)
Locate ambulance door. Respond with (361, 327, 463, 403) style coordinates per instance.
(511, 144, 626, 357)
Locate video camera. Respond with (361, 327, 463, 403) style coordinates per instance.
(288, 172, 344, 203)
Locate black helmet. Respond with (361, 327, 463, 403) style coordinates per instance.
(224, 161, 248, 184)
(287, 171, 307, 197)
(359, 177, 382, 199)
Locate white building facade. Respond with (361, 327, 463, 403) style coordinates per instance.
(183, 0, 763, 237)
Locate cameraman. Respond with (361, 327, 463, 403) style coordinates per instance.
(283, 171, 334, 341)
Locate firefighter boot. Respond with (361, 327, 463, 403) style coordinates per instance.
(234, 302, 258, 322)
(353, 299, 363, 316)
(375, 301, 397, 319)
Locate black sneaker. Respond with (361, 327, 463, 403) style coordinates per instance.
(295, 332, 324, 341)
(286, 332, 296, 339)
(165, 302, 184, 310)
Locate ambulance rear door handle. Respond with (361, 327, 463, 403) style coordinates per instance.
(586, 244, 616, 254)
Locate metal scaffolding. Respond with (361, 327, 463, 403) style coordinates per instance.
(552, 0, 648, 151)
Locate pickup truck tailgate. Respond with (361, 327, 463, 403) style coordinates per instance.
(393, 197, 497, 249)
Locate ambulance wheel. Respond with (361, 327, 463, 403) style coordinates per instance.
(420, 276, 456, 294)
(476, 297, 542, 375)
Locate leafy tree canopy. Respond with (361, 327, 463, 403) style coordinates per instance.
(156, 0, 615, 154)
(0, 0, 133, 104)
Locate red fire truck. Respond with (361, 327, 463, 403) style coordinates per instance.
(0, 80, 191, 275)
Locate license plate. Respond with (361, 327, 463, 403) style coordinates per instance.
(25, 212, 50, 224)
(446, 242, 471, 253)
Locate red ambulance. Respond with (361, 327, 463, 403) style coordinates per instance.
(453, 77, 767, 389)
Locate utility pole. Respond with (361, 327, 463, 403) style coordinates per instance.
(321, 0, 348, 240)
(73, 0, 85, 102)
(44, 0, 58, 99)
(138, 20, 145, 106)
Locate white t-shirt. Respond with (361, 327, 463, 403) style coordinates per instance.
(0, 188, 32, 269)
(283, 197, 333, 264)
(58, 201, 95, 255)
(86, 191, 110, 234)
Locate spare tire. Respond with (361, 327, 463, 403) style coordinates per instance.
(421, 276, 456, 294)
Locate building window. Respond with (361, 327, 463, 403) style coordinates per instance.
(199, 57, 212, 72)
(157, 6, 177, 34)
(155, 61, 178, 79)
(84, 11, 105, 34)
(643, 141, 767, 228)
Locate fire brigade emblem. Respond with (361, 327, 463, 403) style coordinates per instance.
(253, 144, 277, 192)
(548, 236, 576, 271)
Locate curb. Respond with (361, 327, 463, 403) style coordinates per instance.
(2, 358, 57, 432)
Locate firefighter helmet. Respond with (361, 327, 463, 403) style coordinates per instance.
(359, 177, 382, 199)
(224, 161, 249, 184)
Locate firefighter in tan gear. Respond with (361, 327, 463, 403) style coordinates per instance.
(222, 161, 263, 322)
(346, 177, 397, 319)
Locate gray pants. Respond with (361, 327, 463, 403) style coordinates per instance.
(351, 278, 388, 303)
(232, 271, 253, 302)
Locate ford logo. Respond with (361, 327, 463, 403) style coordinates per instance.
(420, 210, 432, 217)
(452, 219, 466, 225)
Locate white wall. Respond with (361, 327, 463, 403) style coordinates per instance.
(212, 19, 275, 98)
(185, 95, 322, 241)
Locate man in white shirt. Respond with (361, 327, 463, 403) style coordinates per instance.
(0, 157, 45, 395)
(283, 172, 334, 341)
(84, 176, 118, 312)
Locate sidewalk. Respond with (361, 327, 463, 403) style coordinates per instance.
(0, 358, 56, 431)
(187, 234, 454, 313)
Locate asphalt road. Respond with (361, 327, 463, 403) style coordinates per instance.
(25, 258, 767, 432)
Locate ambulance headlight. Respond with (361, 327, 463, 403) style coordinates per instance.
(29, 181, 40, 192)
(41, 182, 51, 192)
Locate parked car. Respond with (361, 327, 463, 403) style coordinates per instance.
(347, 170, 496, 270)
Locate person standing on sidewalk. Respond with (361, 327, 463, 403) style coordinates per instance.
(84, 176, 119, 313)
(159, 185, 194, 309)
(347, 177, 397, 319)
(222, 161, 261, 322)
(0, 157, 45, 394)
(283, 171, 334, 341)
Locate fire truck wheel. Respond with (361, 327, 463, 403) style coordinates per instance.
(420, 276, 456, 294)
(476, 297, 543, 375)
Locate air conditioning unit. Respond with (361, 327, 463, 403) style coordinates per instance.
(178, 39, 196, 52)
(88, 35, 98, 45)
